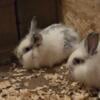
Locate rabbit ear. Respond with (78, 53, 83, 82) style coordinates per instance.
(85, 32, 99, 55)
(29, 16, 37, 33)
(33, 33, 42, 46)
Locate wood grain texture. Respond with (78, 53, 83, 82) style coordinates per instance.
(17, 0, 59, 38)
(0, 0, 17, 62)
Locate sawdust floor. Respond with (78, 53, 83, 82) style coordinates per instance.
(0, 63, 100, 100)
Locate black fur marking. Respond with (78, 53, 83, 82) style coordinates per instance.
(63, 30, 77, 49)
(24, 46, 33, 53)
(33, 33, 42, 46)
(73, 58, 85, 65)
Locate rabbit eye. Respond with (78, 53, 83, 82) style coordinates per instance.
(24, 46, 32, 53)
(73, 58, 85, 65)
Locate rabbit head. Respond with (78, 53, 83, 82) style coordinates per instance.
(67, 32, 100, 88)
(15, 18, 42, 69)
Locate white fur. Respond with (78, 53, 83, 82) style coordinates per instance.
(15, 23, 80, 69)
(67, 36, 100, 88)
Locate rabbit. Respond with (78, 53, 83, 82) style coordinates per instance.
(15, 18, 80, 69)
(67, 32, 100, 88)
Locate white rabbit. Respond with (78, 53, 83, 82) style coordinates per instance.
(67, 32, 100, 88)
(15, 18, 80, 69)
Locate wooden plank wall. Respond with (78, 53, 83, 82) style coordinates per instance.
(0, 0, 17, 62)
(17, 0, 60, 38)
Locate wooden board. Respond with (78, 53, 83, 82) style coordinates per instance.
(0, 0, 17, 62)
(16, 0, 60, 38)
